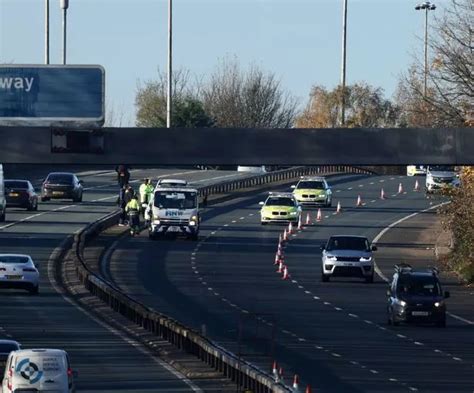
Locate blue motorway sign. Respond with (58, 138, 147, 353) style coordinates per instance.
(0, 65, 105, 127)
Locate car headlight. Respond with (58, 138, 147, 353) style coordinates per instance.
(434, 301, 444, 307)
(289, 211, 298, 215)
(153, 220, 161, 225)
(398, 299, 407, 307)
(359, 256, 372, 262)
(326, 255, 337, 261)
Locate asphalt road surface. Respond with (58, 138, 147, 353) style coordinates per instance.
(106, 174, 474, 393)
(0, 166, 253, 392)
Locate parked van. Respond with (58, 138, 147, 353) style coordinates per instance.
(0, 164, 5, 222)
(2, 349, 76, 393)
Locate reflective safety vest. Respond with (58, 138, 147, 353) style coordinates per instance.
(125, 199, 140, 212)
(139, 183, 154, 204)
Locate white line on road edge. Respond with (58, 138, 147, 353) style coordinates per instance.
(48, 238, 203, 393)
(372, 201, 474, 325)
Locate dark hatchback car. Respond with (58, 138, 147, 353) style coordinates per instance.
(0, 339, 21, 372)
(4, 180, 38, 211)
(387, 264, 450, 327)
(41, 172, 84, 202)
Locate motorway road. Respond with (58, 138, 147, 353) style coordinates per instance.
(107, 175, 474, 393)
(0, 166, 253, 392)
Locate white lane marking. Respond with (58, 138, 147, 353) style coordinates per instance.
(334, 307, 342, 311)
(358, 185, 364, 187)
(191, 173, 248, 184)
(304, 290, 311, 294)
(323, 301, 331, 305)
(380, 180, 385, 183)
(348, 187, 353, 190)
(331, 353, 341, 358)
(48, 238, 203, 392)
(414, 341, 424, 346)
(348, 313, 358, 318)
(447, 312, 474, 325)
(364, 320, 373, 324)
(313, 296, 320, 300)
(452, 357, 462, 361)
(336, 190, 341, 193)
(397, 334, 406, 339)
(370, 200, 376, 203)
(370, 182, 374, 185)
(370, 369, 379, 374)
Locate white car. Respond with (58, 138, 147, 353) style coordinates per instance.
(425, 166, 460, 193)
(0, 254, 39, 295)
(2, 348, 76, 393)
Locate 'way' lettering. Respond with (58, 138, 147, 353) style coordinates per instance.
(0, 77, 34, 92)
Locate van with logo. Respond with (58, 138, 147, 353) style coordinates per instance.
(1, 348, 76, 393)
(0, 164, 6, 222)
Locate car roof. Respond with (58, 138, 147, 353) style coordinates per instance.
(47, 172, 75, 176)
(5, 179, 30, 183)
(329, 235, 368, 239)
(267, 192, 295, 198)
(10, 349, 66, 357)
(157, 179, 187, 184)
(0, 339, 20, 346)
(299, 176, 326, 181)
(0, 254, 31, 258)
(154, 187, 197, 193)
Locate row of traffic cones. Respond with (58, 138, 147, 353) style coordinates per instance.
(272, 360, 312, 392)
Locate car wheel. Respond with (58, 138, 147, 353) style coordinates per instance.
(321, 273, 330, 282)
(27, 202, 34, 211)
(29, 285, 39, 295)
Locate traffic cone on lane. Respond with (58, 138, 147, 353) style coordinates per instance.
(380, 188, 386, 200)
(276, 261, 284, 274)
(336, 201, 342, 214)
(288, 221, 293, 234)
(274, 253, 280, 265)
(297, 215, 303, 230)
(282, 265, 290, 280)
(293, 374, 300, 390)
(305, 386, 312, 393)
(278, 367, 284, 382)
(414, 179, 420, 191)
(356, 194, 362, 207)
(283, 229, 288, 242)
(306, 213, 311, 225)
(316, 208, 322, 222)
(272, 360, 278, 380)
(279, 233, 283, 244)
(398, 183, 404, 194)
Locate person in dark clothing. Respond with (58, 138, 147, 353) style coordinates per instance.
(115, 165, 131, 187)
(118, 184, 135, 225)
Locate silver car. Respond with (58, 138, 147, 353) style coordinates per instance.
(0, 254, 40, 294)
(321, 235, 376, 283)
(425, 165, 460, 193)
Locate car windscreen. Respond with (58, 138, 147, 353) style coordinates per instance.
(0, 256, 29, 264)
(5, 181, 29, 189)
(265, 197, 295, 207)
(429, 166, 455, 172)
(0, 343, 19, 353)
(297, 181, 325, 189)
(47, 174, 74, 184)
(398, 276, 441, 296)
(326, 237, 370, 251)
(154, 191, 197, 209)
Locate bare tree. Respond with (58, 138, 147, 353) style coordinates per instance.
(203, 57, 298, 128)
(396, 0, 472, 127)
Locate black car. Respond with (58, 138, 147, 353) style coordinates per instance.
(4, 179, 39, 211)
(387, 264, 449, 327)
(0, 339, 21, 372)
(41, 172, 84, 202)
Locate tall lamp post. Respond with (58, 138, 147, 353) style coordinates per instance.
(60, 0, 69, 65)
(415, 1, 436, 97)
(44, 0, 50, 64)
(166, 0, 173, 128)
(340, 0, 348, 126)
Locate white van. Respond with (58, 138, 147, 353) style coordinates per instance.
(2, 349, 76, 393)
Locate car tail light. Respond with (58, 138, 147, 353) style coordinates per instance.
(23, 267, 37, 272)
(67, 368, 73, 377)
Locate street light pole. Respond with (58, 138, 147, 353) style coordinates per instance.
(415, 1, 436, 97)
(44, 0, 50, 64)
(167, 0, 173, 128)
(60, 0, 69, 65)
(340, 0, 348, 126)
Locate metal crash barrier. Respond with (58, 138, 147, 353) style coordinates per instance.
(70, 165, 373, 392)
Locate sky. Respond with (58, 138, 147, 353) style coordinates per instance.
(0, 0, 446, 126)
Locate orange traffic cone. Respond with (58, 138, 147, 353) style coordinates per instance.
(398, 183, 403, 194)
(272, 360, 278, 378)
(305, 385, 312, 393)
(279, 233, 283, 244)
(414, 179, 420, 192)
(297, 215, 303, 230)
(276, 261, 284, 274)
(288, 221, 293, 234)
(380, 188, 386, 200)
(336, 201, 342, 214)
(274, 253, 280, 265)
(282, 265, 290, 280)
(356, 194, 362, 207)
(279, 367, 284, 380)
(293, 374, 300, 390)
(316, 208, 322, 222)
(306, 213, 311, 225)
(283, 229, 288, 242)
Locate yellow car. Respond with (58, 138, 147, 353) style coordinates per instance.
(260, 193, 301, 225)
(406, 165, 427, 176)
(291, 176, 332, 207)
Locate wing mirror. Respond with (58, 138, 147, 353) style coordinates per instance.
(259, 201, 265, 206)
(386, 289, 391, 297)
(371, 245, 378, 251)
(444, 291, 450, 299)
(78, 180, 84, 185)
(320, 245, 325, 251)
